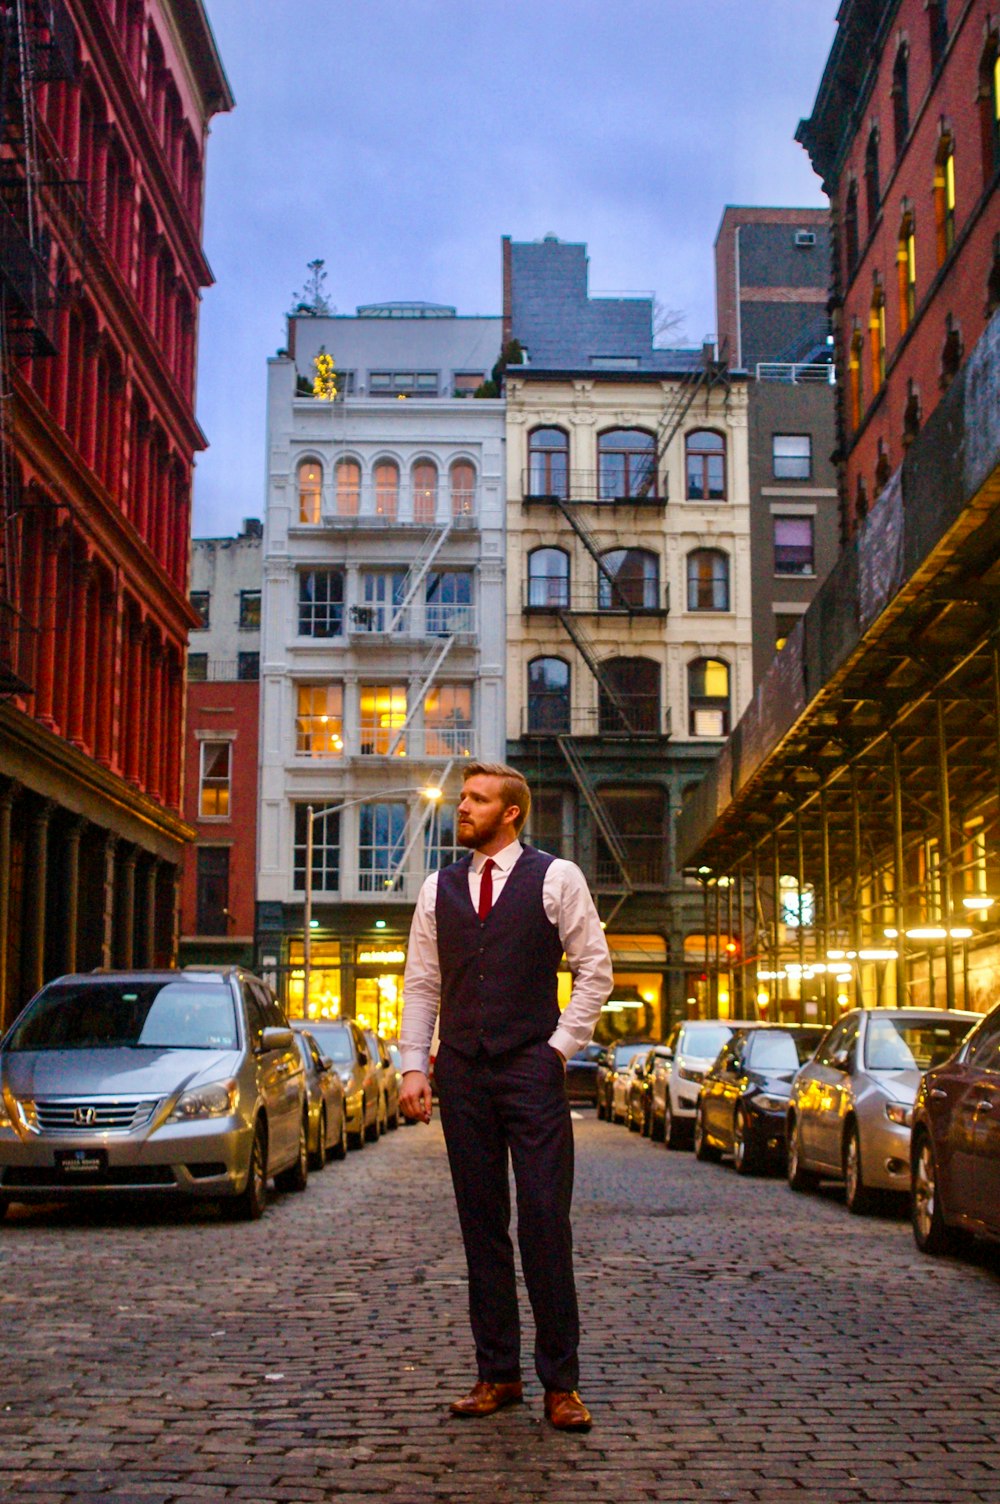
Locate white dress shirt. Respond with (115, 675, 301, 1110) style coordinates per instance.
(400, 840, 614, 1075)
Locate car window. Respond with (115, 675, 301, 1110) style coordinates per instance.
(964, 1010, 1000, 1066)
(612, 1042, 648, 1070)
(814, 1018, 850, 1067)
(748, 1030, 815, 1070)
(243, 988, 267, 1050)
(304, 1035, 325, 1071)
(257, 985, 287, 1031)
(679, 1025, 731, 1059)
(865, 1015, 973, 1071)
(307, 1024, 355, 1063)
(4, 980, 239, 1052)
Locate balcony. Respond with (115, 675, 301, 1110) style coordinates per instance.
(0, 190, 57, 356)
(0, 599, 38, 696)
(519, 705, 672, 740)
(755, 361, 835, 385)
(522, 582, 669, 617)
(595, 837, 668, 890)
(521, 469, 667, 507)
(30, 0, 77, 82)
(347, 602, 477, 642)
(355, 726, 478, 759)
(307, 483, 479, 529)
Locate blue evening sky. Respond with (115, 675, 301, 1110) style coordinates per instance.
(193, 1, 838, 536)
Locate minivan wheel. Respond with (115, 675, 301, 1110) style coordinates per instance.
(912, 1132, 956, 1255)
(230, 1119, 268, 1220)
(843, 1124, 874, 1215)
(276, 1114, 309, 1193)
(663, 1099, 680, 1150)
(309, 1109, 327, 1172)
(786, 1117, 818, 1192)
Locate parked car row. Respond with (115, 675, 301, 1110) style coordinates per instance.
(598, 1003, 1000, 1259)
(0, 967, 404, 1224)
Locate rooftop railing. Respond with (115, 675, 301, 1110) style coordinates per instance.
(755, 361, 835, 385)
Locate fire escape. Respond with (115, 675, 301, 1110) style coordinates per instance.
(0, 0, 75, 695)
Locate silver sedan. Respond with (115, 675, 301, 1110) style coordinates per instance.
(786, 1006, 978, 1212)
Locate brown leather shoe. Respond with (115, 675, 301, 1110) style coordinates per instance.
(450, 1380, 524, 1417)
(544, 1389, 593, 1431)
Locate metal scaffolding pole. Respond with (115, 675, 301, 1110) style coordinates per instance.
(820, 786, 832, 1024)
(850, 766, 863, 955)
(936, 697, 956, 1012)
(890, 736, 908, 1009)
(796, 813, 806, 1023)
(771, 829, 781, 1017)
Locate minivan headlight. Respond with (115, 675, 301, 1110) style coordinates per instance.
(168, 1080, 238, 1122)
(885, 1102, 913, 1127)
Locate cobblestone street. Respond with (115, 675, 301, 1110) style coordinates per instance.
(3, 1112, 1000, 1504)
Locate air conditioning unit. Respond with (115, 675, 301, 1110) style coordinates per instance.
(795, 230, 817, 247)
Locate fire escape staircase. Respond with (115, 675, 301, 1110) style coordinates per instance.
(385, 758, 455, 890)
(653, 342, 732, 469)
(385, 632, 456, 759)
(556, 734, 634, 926)
(388, 518, 454, 633)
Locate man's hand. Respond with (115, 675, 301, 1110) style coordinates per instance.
(400, 1069, 433, 1123)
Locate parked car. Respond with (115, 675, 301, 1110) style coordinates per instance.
(302, 1019, 379, 1149)
(693, 1024, 826, 1173)
(786, 1007, 978, 1212)
(649, 1019, 755, 1147)
(0, 967, 309, 1220)
(910, 999, 1000, 1254)
(596, 1040, 649, 1121)
(362, 1029, 400, 1133)
(565, 1042, 603, 1105)
(626, 1046, 672, 1134)
(294, 1029, 348, 1168)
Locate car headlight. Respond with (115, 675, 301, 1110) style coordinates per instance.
(678, 1065, 704, 1083)
(753, 1094, 788, 1113)
(885, 1102, 913, 1127)
(168, 1080, 238, 1122)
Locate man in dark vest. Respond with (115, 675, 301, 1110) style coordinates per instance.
(400, 762, 613, 1431)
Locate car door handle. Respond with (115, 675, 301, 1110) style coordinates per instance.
(929, 1088, 948, 1100)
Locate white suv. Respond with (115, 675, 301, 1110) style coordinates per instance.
(649, 1019, 755, 1148)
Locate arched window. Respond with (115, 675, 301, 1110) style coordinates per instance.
(599, 657, 660, 735)
(849, 326, 864, 430)
(528, 657, 570, 733)
(374, 459, 398, 518)
(336, 458, 359, 516)
(598, 548, 659, 611)
(527, 427, 568, 498)
(941, 313, 963, 389)
(897, 210, 916, 335)
(298, 459, 322, 524)
(844, 179, 860, 278)
(527, 547, 570, 608)
(412, 460, 437, 524)
(903, 378, 922, 447)
(687, 549, 730, 611)
(979, 34, 1000, 180)
(864, 128, 881, 232)
(875, 440, 891, 494)
(934, 131, 956, 265)
(688, 658, 730, 737)
(869, 282, 886, 394)
(450, 459, 475, 515)
(892, 46, 909, 157)
(597, 429, 656, 500)
(685, 430, 726, 501)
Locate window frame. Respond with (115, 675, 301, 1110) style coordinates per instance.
(527, 427, 569, 499)
(295, 682, 344, 758)
(597, 428, 657, 501)
(195, 845, 230, 935)
(527, 656, 571, 734)
(686, 548, 730, 612)
(773, 514, 816, 577)
(293, 804, 340, 895)
(527, 547, 570, 609)
(685, 429, 727, 503)
(687, 657, 731, 738)
(298, 569, 344, 638)
(198, 739, 232, 820)
(297, 458, 323, 525)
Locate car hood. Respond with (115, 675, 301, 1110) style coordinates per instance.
(749, 1069, 796, 1092)
(1, 1048, 242, 1099)
(867, 1068, 922, 1104)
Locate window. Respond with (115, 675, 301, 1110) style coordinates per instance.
(844, 179, 860, 278)
(296, 683, 343, 757)
(527, 427, 568, 498)
(941, 313, 963, 388)
(425, 803, 461, 869)
(412, 460, 437, 524)
(187, 652, 207, 682)
(358, 802, 406, 891)
(359, 570, 405, 632)
(527, 547, 570, 608)
(934, 133, 956, 265)
(598, 657, 660, 734)
(374, 460, 398, 518)
(238, 590, 261, 631)
(527, 657, 570, 733)
(237, 651, 259, 681)
(688, 658, 730, 737)
(527, 788, 573, 861)
(453, 372, 484, 396)
(426, 570, 472, 633)
(903, 378, 922, 446)
(849, 327, 864, 429)
(929, 0, 948, 70)
(424, 684, 473, 757)
(892, 46, 909, 156)
(870, 283, 886, 394)
(980, 35, 1000, 179)
(598, 549, 659, 610)
(774, 515, 815, 575)
(598, 429, 656, 500)
(450, 460, 475, 516)
(298, 459, 322, 524)
(864, 128, 881, 232)
(687, 549, 730, 611)
(293, 804, 339, 894)
(298, 570, 344, 637)
(369, 371, 438, 397)
(780, 874, 815, 928)
(774, 612, 803, 652)
(772, 434, 811, 480)
(336, 459, 360, 517)
(196, 847, 229, 935)
(359, 683, 408, 754)
(898, 212, 917, 334)
(685, 430, 726, 501)
(190, 590, 209, 627)
(596, 786, 667, 886)
(199, 740, 231, 818)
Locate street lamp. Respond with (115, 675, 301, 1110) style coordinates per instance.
(301, 784, 443, 1015)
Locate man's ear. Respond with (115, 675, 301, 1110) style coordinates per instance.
(504, 802, 521, 829)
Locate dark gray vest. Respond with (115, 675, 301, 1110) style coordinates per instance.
(435, 845, 563, 1057)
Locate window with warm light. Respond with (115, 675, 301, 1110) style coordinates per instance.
(934, 133, 956, 265)
(849, 328, 864, 429)
(336, 458, 360, 516)
(374, 459, 398, 517)
(869, 285, 886, 394)
(295, 683, 344, 757)
(450, 459, 476, 516)
(412, 460, 437, 524)
(286, 938, 341, 1021)
(897, 212, 917, 334)
(685, 430, 726, 501)
(687, 549, 729, 611)
(424, 684, 474, 757)
(199, 740, 231, 818)
(688, 658, 730, 737)
(359, 683, 408, 754)
(298, 459, 322, 524)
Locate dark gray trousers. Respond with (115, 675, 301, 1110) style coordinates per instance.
(434, 1038, 580, 1392)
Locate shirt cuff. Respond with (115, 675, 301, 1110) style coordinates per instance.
(548, 1024, 583, 1062)
(400, 1048, 431, 1076)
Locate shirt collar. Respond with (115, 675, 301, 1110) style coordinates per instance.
(472, 839, 522, 874)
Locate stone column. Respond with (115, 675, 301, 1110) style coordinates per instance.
(64, 819, 84, 973)
(144, 860, 159, 966)
(66, 560, 93, 750)
(120, 848, 137, 969)
(26, 800, 54, 997)
(101, 834, 118, 968)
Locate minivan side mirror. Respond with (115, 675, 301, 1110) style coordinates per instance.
(830, 1048, 851, 1072)
(319, 1055, 333, 1072)
(260, 1026, 294, 1052)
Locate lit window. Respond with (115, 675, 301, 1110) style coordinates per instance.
(774, 612, 802, 652)
(359, 683, 408, 755)
(897, 213, 917, 333)
(685, 430, 726, 501)
(298, 459, 322, 524)
(199, 740, 231, 818)
(412, 460, 437, 524)
(424, 684, 473, 757)
(869, 285, 886, 394)
(687, 549, 729, 611)
(774, 516, 815, 575)
(336, 459, 360, 516)
(374, 460, 398, 517)
(688, 659, 730, 737)
(772, 435, 811, 480)
(849, 328, 864, 430)
(780, 875, 815, 928)
(934, 133, 956, 265)
(296, 683, 344, 757)
(450, 460, 476, 515)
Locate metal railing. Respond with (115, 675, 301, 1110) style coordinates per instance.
(755, 361, 835, 385)
(299, 482, 479, 526)
(596, 841, 668, 888)
(521, 469, 667, 505)
(520, 705, 672, 739)
(356, 726, 477, 759)
(347, 602, 476, 639)
(522, 581, 669, 615)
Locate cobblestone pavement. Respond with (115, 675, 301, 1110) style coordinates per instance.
(3, 1111, 1000, 1504)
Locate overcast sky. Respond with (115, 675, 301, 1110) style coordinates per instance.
(192, 0, 838, 537)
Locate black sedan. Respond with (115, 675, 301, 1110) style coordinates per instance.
(694, 1024, 826, 1174)
(565, 1042, 603, 1105)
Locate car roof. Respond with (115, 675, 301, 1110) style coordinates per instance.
(46, 968, 242, 987)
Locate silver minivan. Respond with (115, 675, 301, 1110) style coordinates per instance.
(0, 968, 308, 1220)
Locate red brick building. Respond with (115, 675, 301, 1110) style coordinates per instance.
(0, 1, 231, 1026)
(798, 0, 1000, 539)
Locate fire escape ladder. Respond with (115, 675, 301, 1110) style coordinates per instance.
(556, 610, 637, 732)
(388, 518, 454, 632)
(384, 758, 455, 890)
(386, 633, 455, 758)
(551, 495, 631, 610)
(654, 345, 732, 470)
(557, 735, 634, 906)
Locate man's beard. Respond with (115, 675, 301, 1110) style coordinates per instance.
(457, 806, 507, 848)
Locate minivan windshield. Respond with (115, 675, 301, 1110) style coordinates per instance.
(304, 1024, 355, 1064)
(4, 981, 238, 1052)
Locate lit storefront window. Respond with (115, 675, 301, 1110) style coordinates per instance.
(287, 939, 341, 1021)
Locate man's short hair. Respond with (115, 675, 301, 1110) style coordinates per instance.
(462, 761, 531, 835)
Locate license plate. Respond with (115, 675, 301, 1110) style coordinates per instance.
(55, 1149, 108, 1177)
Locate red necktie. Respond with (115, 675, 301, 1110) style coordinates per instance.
(478, 858, 495, 920)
